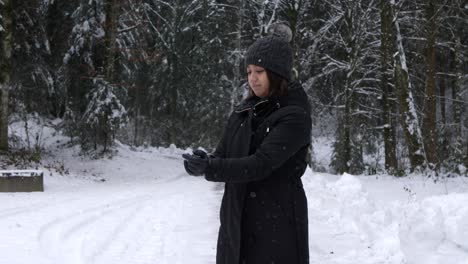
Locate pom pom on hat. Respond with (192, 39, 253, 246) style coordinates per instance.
(267, 22, 293, 43)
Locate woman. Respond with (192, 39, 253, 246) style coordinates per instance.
(182, 27, 311, 264)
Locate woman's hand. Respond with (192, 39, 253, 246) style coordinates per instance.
(182, 149, 210, 176)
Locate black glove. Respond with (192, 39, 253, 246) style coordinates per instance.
(182, 149, 210, 176)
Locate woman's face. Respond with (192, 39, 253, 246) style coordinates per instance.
(247, 65, 270, 98)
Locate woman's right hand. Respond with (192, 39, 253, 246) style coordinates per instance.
(182, 150, 210, 176)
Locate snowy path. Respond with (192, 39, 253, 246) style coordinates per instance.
(1, 147, 468, 264)
(0, 153, 220, 264)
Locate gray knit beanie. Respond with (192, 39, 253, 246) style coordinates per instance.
(245, 23, 293, 81)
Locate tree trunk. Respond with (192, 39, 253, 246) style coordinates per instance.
(451, 36, 465, 169)
(392, 4, 426, 171)
(0, 88, 7, 151)
(133, 105, 140, 146)
(380, 0, 398, 174)
(230, 0, 245, 114)
(0, 0, 13, 151)
(451, 37, 462, 137)
(422, 0, 438, 169)
(342, 88, 352, 174)
(105, 0, 118, 81)
(440, 75, 446, 126)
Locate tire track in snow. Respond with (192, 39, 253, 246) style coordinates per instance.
(37, 172, 194, 264)
(88, 197, 171, 264)
(89, 173, 218, 264)
(147, 176, 218, 264)
(38, 194, 151, 264)
(86, 177, 191, 264)
(0, 197, 78, 219)
(82, 200, 150, 264)
(114, 173, 202, 263)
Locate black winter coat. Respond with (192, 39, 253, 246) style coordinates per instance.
(205, 82, 311, 264)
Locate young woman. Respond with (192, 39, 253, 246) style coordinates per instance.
(183, 29, 311, 264)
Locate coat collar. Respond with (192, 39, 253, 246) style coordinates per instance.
(234, 97, 269, 113)
(233, 81, 308, 114)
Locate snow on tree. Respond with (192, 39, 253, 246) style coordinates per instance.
(61, 0, 131, 152)
(62, 0, 107, 125)
(64, 0, 105, 70)
(311, 0, 381, 174)
(142, 0, 222, 147)
(82, 78, 128, 152)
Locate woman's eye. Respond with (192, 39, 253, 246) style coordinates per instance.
(247, 71, 251, 75)
(256, 70, 264, 74)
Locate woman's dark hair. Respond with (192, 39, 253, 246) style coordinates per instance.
(247, 69, 288, 99)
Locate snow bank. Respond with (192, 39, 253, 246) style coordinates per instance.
(8, 116, 68, 150)
(304, 170, 468, 264)
(304, 171, 405, 263)
(399, 194, 468, 264)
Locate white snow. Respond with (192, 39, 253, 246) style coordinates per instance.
(83, 21, 90, 33)
(0, 170, 43, 177)
(1, 119, 468, 264)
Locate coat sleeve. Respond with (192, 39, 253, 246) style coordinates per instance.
(205, 107, 311, 183)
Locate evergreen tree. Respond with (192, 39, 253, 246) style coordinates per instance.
(10, 0, 54, 116)
(81, 78, 128, 152)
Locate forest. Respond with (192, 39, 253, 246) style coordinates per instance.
(0, 0, 467, 176)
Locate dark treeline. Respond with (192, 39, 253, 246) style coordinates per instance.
(0, 0, 467, 175)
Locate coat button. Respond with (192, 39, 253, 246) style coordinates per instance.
(250, 191, 256, 198)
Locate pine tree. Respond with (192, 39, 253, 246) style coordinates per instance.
(11, 0, 56, 116)
(81, 78, 128, 152)
(64, 0, 106, 116)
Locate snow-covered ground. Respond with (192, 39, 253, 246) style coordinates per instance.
(1, 119, 468, 264)
(1, 144, 221, 264)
